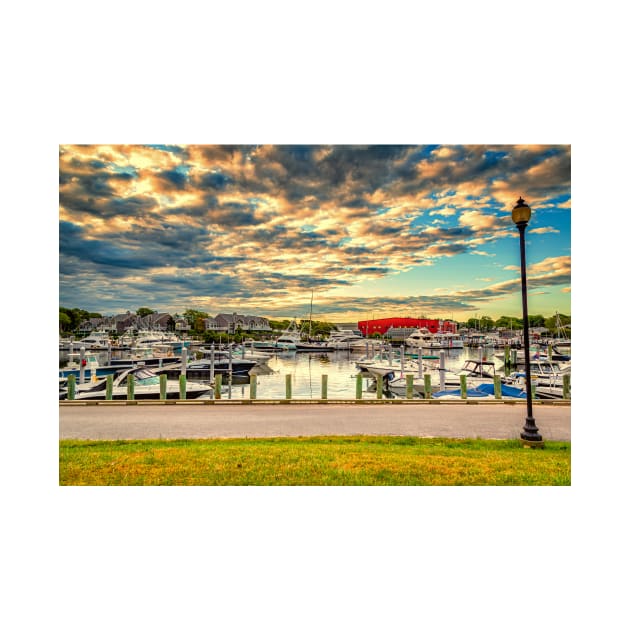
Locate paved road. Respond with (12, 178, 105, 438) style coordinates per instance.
(59, 402, 571, 441)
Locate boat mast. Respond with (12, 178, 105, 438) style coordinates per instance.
(309, 290, 313, 339)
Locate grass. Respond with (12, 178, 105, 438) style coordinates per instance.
(59, 436, 570, 485)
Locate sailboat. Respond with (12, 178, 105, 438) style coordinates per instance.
(295, 291, 334, 352)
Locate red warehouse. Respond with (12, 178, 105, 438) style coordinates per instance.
(357, 317, 457, 337)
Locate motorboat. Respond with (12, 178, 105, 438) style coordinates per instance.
(71, 330, 112, 350)
(157, 356, 258, 378)
(502, 360, 571, 399)
(387, 359, 497, 398)
(432, 382, 526, 400)
(327, 330, 366, 350)
(274, 319, 302, 350)
(433, 332, 464, 349)
(405, 328, 438, 349)
(66, 366, 213, 400)
(59, 351, 121, 379)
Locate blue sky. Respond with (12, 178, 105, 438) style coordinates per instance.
(59, 144, 570, 322)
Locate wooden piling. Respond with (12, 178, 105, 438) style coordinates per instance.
(179, 374, 187, 400)
(405, 373, 414, 399)
(423, 373, 432, 399)
(214, 374, 222, 399)
(563, 373, 571, 399)
(376, 374, 383, 399)
(285, 374, 292, 399)
(67, 374, 76, 400)
(356, 373, 362, 399)
(321, 374, 328, 399)
(127, 374, 134, 400)
(106, 375, 114, 400)
(493, 375, 502, 400)
(460, 374, 467, 400)
(250, 374, 257, 399)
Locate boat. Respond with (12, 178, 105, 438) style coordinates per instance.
(72, 330, 112, 350)
(157, 357, 258, 378)
(432, 382, 527, 400)
(405, 328, 439, 349)
(502, 359, 571, 399)
(387, 359, 498, 398)
(433, 331, 464, 349)
(327, 329, 365, 350)
(107, 345, 181, 368)
(295, 341, 335, 352)
(59, 351, 121, 379)
(66, 366, 213, 400)
(275, 319, 302, 350)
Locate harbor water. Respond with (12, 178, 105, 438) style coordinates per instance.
(201, 346, 499, 400)
(60, 345, 517, 400)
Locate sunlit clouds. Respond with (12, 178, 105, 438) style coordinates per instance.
(59, 144, 571, 321)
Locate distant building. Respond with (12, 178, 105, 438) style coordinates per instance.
(214, 313, 272, 333)
(358, 317, 457, 337)
(174, 317, 191, 332)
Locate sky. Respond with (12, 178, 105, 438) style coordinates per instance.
(59, 144, 570, 324)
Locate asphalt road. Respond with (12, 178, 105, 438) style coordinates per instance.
(59, 402, 571, 441)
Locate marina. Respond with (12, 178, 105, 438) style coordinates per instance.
(59, 335, 571, 402)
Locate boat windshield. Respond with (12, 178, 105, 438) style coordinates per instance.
(133, 368, 160, 385)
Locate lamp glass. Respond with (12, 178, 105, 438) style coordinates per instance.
(512, 202, 531, 225)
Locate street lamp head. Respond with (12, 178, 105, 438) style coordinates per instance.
(512, 197, 532, 225)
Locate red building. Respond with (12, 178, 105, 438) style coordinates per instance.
(357, 317, 457, 337)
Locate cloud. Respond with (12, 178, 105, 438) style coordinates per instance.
(59, 144, 571, 318)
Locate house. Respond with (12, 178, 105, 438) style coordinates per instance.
(174, 318, 191, 332)
(137, 312, 172, 331)
(214, 313, 272, 333)
(203, 316, 225, 332)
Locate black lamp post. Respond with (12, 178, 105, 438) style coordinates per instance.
(512, 197, 543, 446)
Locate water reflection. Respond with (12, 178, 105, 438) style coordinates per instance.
(216, 347, 498, 400)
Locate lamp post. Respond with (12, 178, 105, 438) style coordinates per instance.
(512, 197, 543, 446)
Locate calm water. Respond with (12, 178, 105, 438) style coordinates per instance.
(208, 346, 499, 400)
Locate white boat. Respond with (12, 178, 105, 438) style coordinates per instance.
(433, 332, 464, 349)
(73, 330, 112, 350)
(405, 327, 438, 349)
(327, 329, 365, 350)
(275, 319, 301, 350)
(502, 359, 571, 399)
(388, 359, 498, 398)
(68, 366, 213, 400)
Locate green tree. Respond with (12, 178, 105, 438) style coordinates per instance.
(59, 311, 72, 332)
(269, 319, 291, 331)
(136, 307, 156, 318)
(528, 314, 546, 327)
(495, 316, 522, 329)
(183, 309, 209, 326)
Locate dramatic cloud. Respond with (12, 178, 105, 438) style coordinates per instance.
(59, 144, 571, 321)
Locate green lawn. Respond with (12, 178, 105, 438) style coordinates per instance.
(59, 436, 570, 485)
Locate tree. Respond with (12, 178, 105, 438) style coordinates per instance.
(183, 309, 209, 326)
(59, 312, 72, 332)
(136, 307, 156, 318)
(495, 316, 522, 329)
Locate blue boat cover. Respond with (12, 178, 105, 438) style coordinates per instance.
(433, 383, 526, 398)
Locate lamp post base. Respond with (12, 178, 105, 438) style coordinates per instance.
(521, 415, 544, 447)
(520, 437, 545, 448)
(521, 420, 544, 447)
